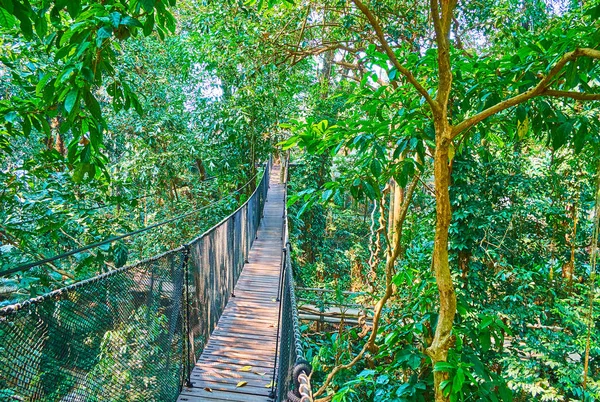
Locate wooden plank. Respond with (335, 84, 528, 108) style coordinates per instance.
(207, 339, 277, 349)
(213, 321, 277, 330)
(201, 349, 275, 363)
(189, 373, 272, 392)
(209, 333, 277, 342)
(217, 314, 277, 323)
(192, 366, 272, 381)
(208, 328, 277, 339)
(201, 342, 276, 355)
(195, 357, 274, 371)
(178, 387, 272, 402)
(190, 372, 272, 391)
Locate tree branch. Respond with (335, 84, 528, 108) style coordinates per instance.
(351, 0, 439, 113)
(313, 174, 420, 399)
(430, 0, 457, 116)
(291, 6, 311, 65)
(429, 0, 443, 49)
(543, 89, 600, 101)
(452, 47, 600, 138)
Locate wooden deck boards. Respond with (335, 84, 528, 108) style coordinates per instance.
(178, 165, 283, 402)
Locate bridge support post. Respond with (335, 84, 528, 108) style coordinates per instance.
(277, 246, 287, 303)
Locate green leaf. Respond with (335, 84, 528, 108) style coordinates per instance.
(80, 144, 91, 162)
(0, 7, 17, 28)
(140, 0, 155, 13)
(479, 328, 491, 352)
(64, 89, 78, 113)
(479, 315, 494, 329)
(498, 383, 513, 401)
(370, 158, 382, 177)
(164, 10, 176, 33)
(34, 12, 48, 37)
(15, 11, 33, 38)
(0, 0, 14, 13)
(21, 115, 32, 136)
(434, 362, 455, 372)
(384, 332, 398, 346)
(96, 26, 112, 46)
(113, 243, 128, 267)
(586, 3, 600, 19)
(440, 380, 452, 396)
(36, 73, 53, 96)
(66, 0, 81, 18)
(89, 126, 102, 151)
(515, 105, 527, 123)
(574, 123, 587, 154)
(128, 92, 143, 115)
(143, 12, 155, 35)
(109, 12, 121, 28)
(388, 67, 397, 80)
(4, 111, 18, 123)
(565, 60, 578, 88)
(73, 164, 84, 182)
(397, 167, 408, 188)
(40, 117, 51, 136)
(67, 138, 78, 163)
(452, 367, 465, 393)
(83, 90, 102, 120)
(55, 45, 75, 61)
(552, 121, 572, 150)
(121, 16, 143, 28)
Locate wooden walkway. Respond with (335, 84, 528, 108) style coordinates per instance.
(178, 165, 283, 402)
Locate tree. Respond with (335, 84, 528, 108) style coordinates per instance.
(268, 0, 600, 400)
(0, 0, 178, 178)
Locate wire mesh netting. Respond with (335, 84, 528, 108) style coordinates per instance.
(0, 162, 270, 402)
(0, 250, 187, 402)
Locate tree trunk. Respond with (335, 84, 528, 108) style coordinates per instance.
(427, 125, 457, 402)
(195, 158, 207, 181)
(459, 249, 471, 286)
(564, 186, 580, 285)
(583, 159, 600, 389)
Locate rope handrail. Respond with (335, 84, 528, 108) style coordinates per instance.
(0, 170, 262, 278)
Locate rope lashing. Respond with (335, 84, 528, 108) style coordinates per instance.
(286, 370, 313, 402)
(297, 372, 313, 402)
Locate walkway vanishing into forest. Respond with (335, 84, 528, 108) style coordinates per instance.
(0, 160, 313, 402)
(178, 165, 284, 402)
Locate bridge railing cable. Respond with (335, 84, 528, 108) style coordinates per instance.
(0, 160, 271, 402)
(273, 154, 314, 402)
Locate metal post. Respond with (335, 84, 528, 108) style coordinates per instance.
(181, 246, 195, 388)
(277, 247, 286, 302)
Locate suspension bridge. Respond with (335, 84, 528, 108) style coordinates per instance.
(0, 160, 313, 402)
